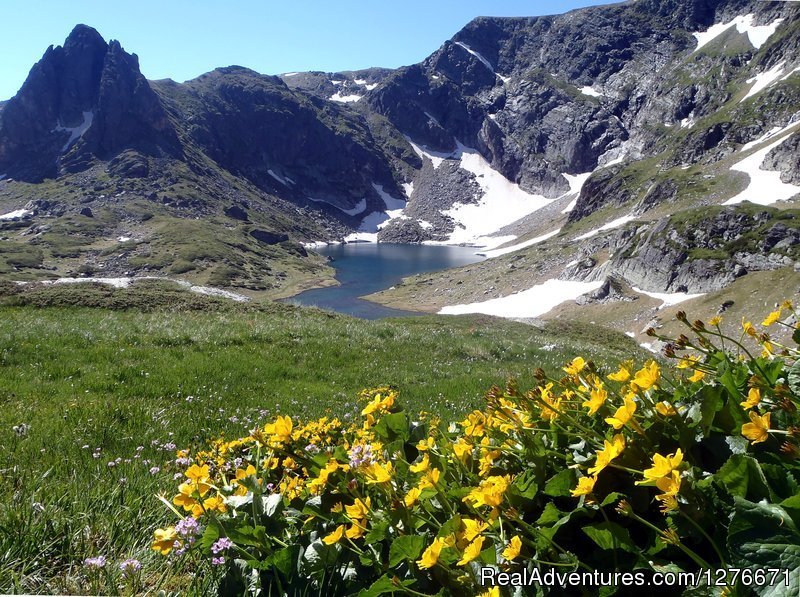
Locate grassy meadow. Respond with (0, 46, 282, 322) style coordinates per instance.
(0, 281, 643, 594)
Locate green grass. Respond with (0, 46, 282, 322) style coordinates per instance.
(0, 289, 641, 594)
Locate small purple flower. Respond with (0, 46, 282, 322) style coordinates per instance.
(305, 443, 320, 454)
(211, 556, 225, 566)
(149, 466, 161, 475)
(175, 517, 202, 544)
(175, 456, 191, 466)
(84, 555, 106, 569)
(211, 537, 234, 555)
(163, 442, 177, 451)
(119, 558, 141, 576)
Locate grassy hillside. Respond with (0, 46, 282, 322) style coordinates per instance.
(0, 284, 643, 594)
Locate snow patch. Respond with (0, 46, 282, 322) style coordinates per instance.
(406, 139, 452, 169)
(439, 279, 604, 318)
(560, 172, 592, 214)
(580, 86, 602, 98)
(343, 184, 407, 243)
(741, 61, 786, 103)
(268, 169, 294, 186)
(282, 72, 299, 77)
(329, 92, 362, 103)
(724, 131, 800, 206)
(53, 110, 94, 152)
(455, 41, 495, 73)
(117, 236, 132, 242)
(632, 286, 705, 309)
(364, 83, 378, 91)
(574, 215, 636, 240)
(353, 79, 367, 85)
(443, 142, 554, 246)
(418, 220, 433, 230)
(309, 196, 368, 216)
(39, 276, 250, 301)
(741, 121, 797, 152)
(482, 228, 562, 258)
(401, 181, 414, 198)
(0, 209, 32, 220)
(693, 14, 784, 52)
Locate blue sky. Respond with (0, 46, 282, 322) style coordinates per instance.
(1, 0, 614, 100)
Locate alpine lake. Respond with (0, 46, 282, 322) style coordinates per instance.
(287, 243, 486, 318)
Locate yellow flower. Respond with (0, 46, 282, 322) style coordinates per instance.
(457, 536, 485, 566)
(417, 537, 446, 569)
(452, 438, 472, 462)
(363, 461, 393, 484)
(463, 475, 512, 509)
(708, 315, 722, 327)
(655, 401, 678, 416)
(762, 309, 781, 327)
(782, 299, 793, 310)
(742, 411, 771, 444)
(761, 341, 775, 359)
(571, 475, 597, 497)
(331, 502, 344, 513)
(563, 356, 587, 376)
(461, 411, 486, 437)
(263, 415, 293, 443)
(604, 396, 637, 430)
(418, 468, 440, 490)
(502, 535, 522, 561)
(409, 454, 430, 473)
(417, 437, 435, 452)
(479, 588, 501, 597)
(152, 527, 177, 555)
(655, 470, 682, 512)
(322, 524, 346, 545)
(742, 319, 757, 338)
(688, 369, 706, 383)
(461, 519, 488, 542)
(404, 487, 422, 507)
(202, 494, 227, 514)
(588, 434, 625, 476)
(631, 361, 660, 391)
(346, 521, 366, 539)
(740, 388, 761, 410)
(607, 364, 631, 382)
(641, 449, 683, 483)
(583, 385, 607, 415)
(345, 497, 371, 521)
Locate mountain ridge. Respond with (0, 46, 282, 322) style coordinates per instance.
(0, 0, 798, 316)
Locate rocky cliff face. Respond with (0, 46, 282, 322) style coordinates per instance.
(0, 25, 180, 182)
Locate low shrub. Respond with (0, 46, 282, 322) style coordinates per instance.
(153, 302, 800, 596)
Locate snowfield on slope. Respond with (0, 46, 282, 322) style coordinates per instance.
(693, 14, 784, 52)
(439, 279, 603, 318)
(724, 131, 800, 206)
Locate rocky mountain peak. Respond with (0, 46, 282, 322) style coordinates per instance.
(0, 25, 178, 182)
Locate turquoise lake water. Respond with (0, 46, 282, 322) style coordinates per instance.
(287, 243, 486, 319)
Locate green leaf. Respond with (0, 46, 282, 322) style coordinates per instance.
(373, 412, 409, 442)
(696, 384, 724, 436)
(268, 545, 299, 578)
(357, 574, 414, 597)
(364, 520, 390, 545)
(388, 535, 425, 567)
(508, 469, 538, 504)
(600, 492, 625, 507)
(715, 454, 771, 501)
(788, 359, 800, 396)
(536, 502, 563, 526)
(197, 523, 220, 552)
(544, 469, 576, 497)
(582, 522, 638, 553)
(728, 497, 800, 597)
